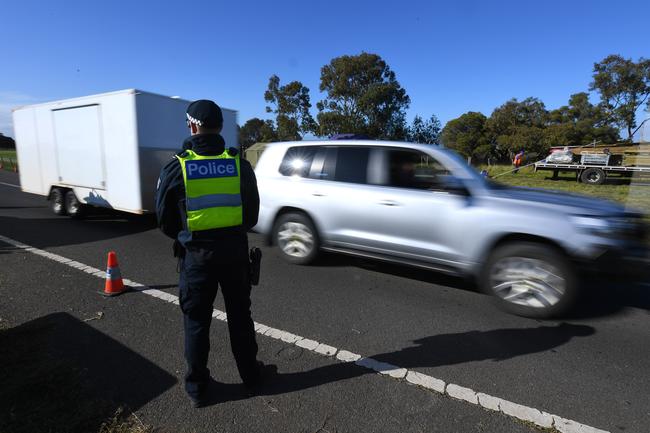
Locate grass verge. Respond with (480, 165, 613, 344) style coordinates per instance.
(0, 149, 16, 159)
(481, 164, 650, 222)
(98, 409, 153, 433)
(0, 149, 17, 171)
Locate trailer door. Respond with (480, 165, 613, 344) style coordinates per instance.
(53, 105, 105, 189)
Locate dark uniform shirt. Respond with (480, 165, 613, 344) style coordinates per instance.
(155, 133, 260, 253)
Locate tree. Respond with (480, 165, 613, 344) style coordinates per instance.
(545, 92, 619, 147)
(238, 118, 277, 152)
(264, 75, 316, 141)
(440, 112, 491, 162)
(590, 54, 650, 139)
(497, 125, 547, 157)
(407, 114, 441, 144)
(487, 97, 548, 132)
(542, 123, 576, 149)
(316, 53, 410, 139)
(487, 97, 550, 157)
(0, 133, 15, 149)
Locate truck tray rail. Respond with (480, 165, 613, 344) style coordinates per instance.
(535, 162, 650, 172)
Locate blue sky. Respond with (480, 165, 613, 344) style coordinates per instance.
(1, 0, 648, 138)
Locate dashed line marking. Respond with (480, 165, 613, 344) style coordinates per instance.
(0, 181, 20, 188)
(0, 233, 609, 433)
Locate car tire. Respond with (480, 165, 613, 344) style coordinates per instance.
(64, 190, 86, 218)
(273, 212, 320, 265)
(482, 242, 579, 318)
(50, 188, 67, 216)
(580, 168, 606, 185)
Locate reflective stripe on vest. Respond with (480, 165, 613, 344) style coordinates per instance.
(176, 149, 243, 231)
(186, 193, 242, 211)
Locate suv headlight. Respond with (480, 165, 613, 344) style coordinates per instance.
(571, 215, 643, 239)
(571, 216, 611, 235)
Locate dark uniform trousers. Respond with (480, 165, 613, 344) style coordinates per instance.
(178, 245, 259, 397)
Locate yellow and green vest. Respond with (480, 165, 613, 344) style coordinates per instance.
(176, 149, 243, 232)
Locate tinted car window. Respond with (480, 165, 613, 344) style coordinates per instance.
(385, 149, 450, 190)
(333, 147, 370, 184)
(279, 146, 318, 177)
(306, 146, 370, 184)
(313, 147, 337, 180)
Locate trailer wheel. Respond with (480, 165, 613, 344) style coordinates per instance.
(580, 168, 606, 185)
(50, 188, 67, 216)
(64, 191, 85, 218)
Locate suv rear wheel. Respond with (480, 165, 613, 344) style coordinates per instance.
(273, 212, 319, 265)
(482, 242, 579, 318)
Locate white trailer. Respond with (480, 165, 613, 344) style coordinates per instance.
(12, 89, 238, 216)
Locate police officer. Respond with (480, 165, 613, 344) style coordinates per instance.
(156, 99, 265, 407)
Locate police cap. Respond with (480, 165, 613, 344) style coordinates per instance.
(186, 99, 224, 129)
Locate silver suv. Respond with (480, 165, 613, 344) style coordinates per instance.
(253, 140, 649, 318)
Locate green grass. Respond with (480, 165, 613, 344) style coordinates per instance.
(98, 409, 153, 433)
(479, 164, 650, 221)
(0, 149, 18, 171)
(0, 149, 17, 159)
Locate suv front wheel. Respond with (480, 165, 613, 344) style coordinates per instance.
(482, 242, 579, 318)
(273, 212, 320, 265)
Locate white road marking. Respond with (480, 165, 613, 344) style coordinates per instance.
(406, 371, 445, 393)
(0, 233, 609, 433)
(477, 392, 501, 411)
(0, 181, 20, 188)
(336, 350, 361, 363)
(295, 338, 319, 350)
(356, 357, 407, 379)
(446, 383, 479, 404)
(314, 343, 337, 357)
(499, 399, 554, 429)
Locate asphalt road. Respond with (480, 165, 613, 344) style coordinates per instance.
(1, 169, 649, 433)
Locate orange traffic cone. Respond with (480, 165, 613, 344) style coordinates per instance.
(102, 251, 128, 296)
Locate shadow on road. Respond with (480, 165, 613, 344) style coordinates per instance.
(371, 323, 594, 367)
(313, 251, 475, 291)
(0, 213, 158, 249)
(312, 252, 649, 318)
(197, 322, 595, 407)
(567, 279, 650, 318)
(0, 313, 176, 433)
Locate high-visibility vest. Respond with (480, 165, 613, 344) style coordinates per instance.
(176, 149, 243, 232)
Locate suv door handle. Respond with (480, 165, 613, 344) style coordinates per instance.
(312, 191, 326, 197)
(378, 199, 400, 206)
